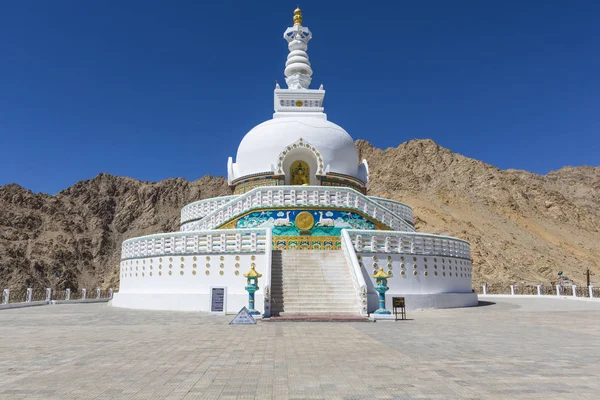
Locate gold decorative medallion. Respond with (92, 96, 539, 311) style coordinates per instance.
(296, 100, 303, 107)
(295, 211, 314, 231)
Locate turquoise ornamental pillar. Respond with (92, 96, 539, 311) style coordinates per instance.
(244, 265, 263, 315)
(373, 267, 391, 315)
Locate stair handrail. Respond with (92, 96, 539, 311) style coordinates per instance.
(263, 228, 273, 318)
(341, 229, 368, 316)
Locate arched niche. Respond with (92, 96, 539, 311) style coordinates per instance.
(276, 138, 324, 186)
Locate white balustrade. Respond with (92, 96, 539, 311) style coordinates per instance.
(340, 230, 368, 316)
(345, 230, 471, 260)
(368, 196, 414, 225)
(181, 186, 415, 233)
(180, 195, 239, 223)
(121, 228, 271, 260)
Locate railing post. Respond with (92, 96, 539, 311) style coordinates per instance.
(81, 288, 87, 300)
(555, 285, 560, 296)
(590, 285, 594, 298)
(109, 288, 114, 298)
(96, 288, 101, 299)
(26, 288, 33, 303)
(3, 288, 9, 304)
(66, 288, 71, 301)
(537, 285, 542, 296)
(482, 285, 487, 295)
(510, 285, 515, 296)
(572, 285, 577, 297)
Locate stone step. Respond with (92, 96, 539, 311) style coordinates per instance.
(265, 315, 370, 322)
(275, 289, 356, 295)
(279, 310, 360, 316)
(274, 288, 356, 293)
(273, 293, 358, 300)
(274, 278, 353, 283)
(269, 249, 361, 317)
(278, 301, 358, 308)
(280, 305, 359, 312)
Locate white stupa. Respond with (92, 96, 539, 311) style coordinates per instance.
(112, 9, 477, 316)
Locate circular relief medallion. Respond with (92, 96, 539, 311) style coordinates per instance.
(295, 211, 315, 231)
(295, 100, 303, 107)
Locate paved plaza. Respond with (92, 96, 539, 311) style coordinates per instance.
(1, 298, 599, 399)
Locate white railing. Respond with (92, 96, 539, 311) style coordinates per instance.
(121, 228, 270, 259)
(180, 195, 239, 223)
(368, 196, 414, 225)
(346, 230, 471, 259)
(341, 230, 368, 316)
(181, 186, 415, 233)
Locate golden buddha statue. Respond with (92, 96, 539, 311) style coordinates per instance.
(290, 160, 310, 185)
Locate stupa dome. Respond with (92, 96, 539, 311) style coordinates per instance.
(230, 116, 360, 182)
(226, 7, 369, 194)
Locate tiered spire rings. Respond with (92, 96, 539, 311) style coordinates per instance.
(284, 8, 313, 89)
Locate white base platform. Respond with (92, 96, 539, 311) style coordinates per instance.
(111, 292, 265, 314)
(375, 292, 479, 311)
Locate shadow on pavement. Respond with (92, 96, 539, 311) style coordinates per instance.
(476, 301, 496, 307)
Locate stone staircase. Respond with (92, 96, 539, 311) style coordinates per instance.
(270, 250, 361, 316)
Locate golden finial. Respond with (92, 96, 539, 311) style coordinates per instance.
(293, 7, 303, 26)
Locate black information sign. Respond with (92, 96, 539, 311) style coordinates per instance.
(393, 297, 405, 308)
(211, 287, 225, 313)
(392, 297, 406, 320)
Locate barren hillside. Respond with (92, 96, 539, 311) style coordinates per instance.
(357, 139, 600, 287)
(1, 139, 598, 290)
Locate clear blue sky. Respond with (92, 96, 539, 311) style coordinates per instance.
(1, 0, 598, 194)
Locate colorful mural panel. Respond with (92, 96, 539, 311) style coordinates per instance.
(236, 209, 375, 236)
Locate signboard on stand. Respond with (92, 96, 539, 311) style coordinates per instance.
(210, 287, 227, 315)
(392, 297, 406, 321)
(229, 307, 257, 325)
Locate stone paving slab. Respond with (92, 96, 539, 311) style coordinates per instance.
(0, 298, 599, 399)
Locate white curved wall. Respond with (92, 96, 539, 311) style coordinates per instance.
(358, 253, 473, 294)
(113, 229, 273, 314)
(345, 229, 474, 311)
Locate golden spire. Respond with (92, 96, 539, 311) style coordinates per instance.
(293, 7, 303, 26)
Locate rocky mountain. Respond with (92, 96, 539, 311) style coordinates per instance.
(357, 139, 600, 287)
(1, 139, 598, 290)
(0, 175, 231, 290)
